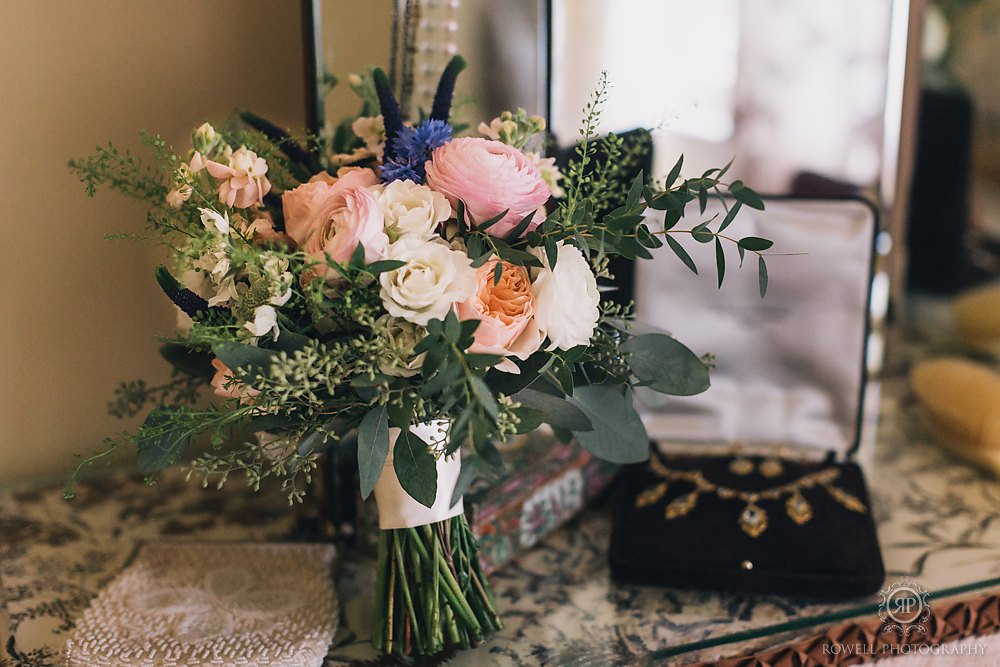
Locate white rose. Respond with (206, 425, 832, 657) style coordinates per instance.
(379, 236, 476, 326)
(377, 179, 451, 240)
(530, 242, 599, 350)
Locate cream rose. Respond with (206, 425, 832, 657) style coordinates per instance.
(378, 179, 451, 240)
(530, 242, 600, 350)
(379, 236, 476, 326)
(456, 259, 542, 373)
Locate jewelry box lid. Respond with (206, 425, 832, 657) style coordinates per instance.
(631, 196, 877, 460)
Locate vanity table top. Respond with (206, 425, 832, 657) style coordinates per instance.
(4, 336, 1000, 666)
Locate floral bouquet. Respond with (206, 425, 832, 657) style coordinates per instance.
(67, 56, 770, 656)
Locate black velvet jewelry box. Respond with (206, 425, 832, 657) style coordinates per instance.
(609, 196, 886, 597)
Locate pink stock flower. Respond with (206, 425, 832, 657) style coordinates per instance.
(425, 137, 551, 238)
(456, 259, 542, 373)
(283, 168, 387, 280)
(194, 147, 272, 209)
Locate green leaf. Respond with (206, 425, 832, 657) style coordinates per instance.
(718, 200, 742, 232)
(512, 406, 546, 433)
(621, 334, 710, 396)
(358, 405, 390, 499)
(349, 241, 366, 267)
(665, 154, 684, 188)
(211, 342, 276, 378)
(758, 255, 769, 298)
(544, 237, 558, 270)
(136, 407, 190, 474)
(568, 385, 649, 464)
(730, 180, 765, 210)
(665, 236, 697, 274)
(503, 210, 536, 242)
(366, 259, 407, 275)
(511, 387, 592, 431)
(492, 261, 503, 285)
(471, 208, 510, 232)
(698, 188, 708, 214)
(450, 454, 502, 505)
(690, 222, 714, 244)
(469, 375, 500, 419)
(393, 430, 438, 507)
(715, 237, 726, 288)
(738, 236, 774, 251)
(272, 331, 310, 353)
(443, 310, 461, 344)
(626, 170, 644, 208)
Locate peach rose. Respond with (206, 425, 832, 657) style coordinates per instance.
(283, 168, 387, 278)
(456, 259, 542, 373)
(210, 359, 260, 402)
(425, 137, 550, 238)
(195, 147, 272, 209)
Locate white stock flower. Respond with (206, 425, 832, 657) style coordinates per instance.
(193, 122, 221, 154)
(260, 254, 293, 306)
(199, 208, 230, 235)
(530, 242, 599, 350)
(207, 275, 239, 307)
(352, 115, 386, 160)
(377, 179, 451, 240)
(379, 236, 476, 326)
(244, 305, 279, 340)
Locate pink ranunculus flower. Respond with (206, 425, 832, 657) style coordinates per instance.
(196, 147, 273, 209)
(425, 137, 551, 238)
(456, 259, 542, 373)
(283, 168, 387, 280)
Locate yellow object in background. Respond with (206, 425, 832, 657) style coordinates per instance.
(911, 357, 1000, 475)
(953, 283, 1000, 357)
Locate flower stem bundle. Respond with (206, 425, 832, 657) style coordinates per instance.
(372, 515, 500, 655)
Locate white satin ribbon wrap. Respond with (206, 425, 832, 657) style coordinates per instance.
(373, 420, 464, 529)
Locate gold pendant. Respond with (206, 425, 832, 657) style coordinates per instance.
(635, 482, 668, 508)
(785, 490, 812, 525)
(759, 458, 784, 478)
(739, 502, 768, 538)
(665, 492, 699, 519)
(825, 484, 867, 513)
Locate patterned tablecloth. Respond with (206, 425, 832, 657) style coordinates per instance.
(5, 345, 1000, 664)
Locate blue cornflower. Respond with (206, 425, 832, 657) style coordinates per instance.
(380, 156, 425, 184)
(390, 119, 453, 162)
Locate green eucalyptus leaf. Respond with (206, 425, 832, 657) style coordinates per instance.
(569, 385, 649, 464)
(664, 236, 697, 274)
(621, 333, 710, 396)
(393, 430, 438, 507)
(715, 237, 726, 288)
(511, 387, 592, 431)
(718, 200, 742, 232)
(358, 405, 390, 499)
(211, 342, 276, 378)
(758, 255, 769, 298)
(738, 236, 774, 251)
(730, 181, 765, 210)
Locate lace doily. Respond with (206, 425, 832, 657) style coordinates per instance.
(64, 542, 338, 666)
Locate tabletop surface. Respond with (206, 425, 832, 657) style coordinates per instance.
(4, 337, 1000, 665)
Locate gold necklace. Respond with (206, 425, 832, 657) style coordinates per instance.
(637, 455, 867, 538)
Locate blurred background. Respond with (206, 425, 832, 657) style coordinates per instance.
(4, 0, 1000, 483)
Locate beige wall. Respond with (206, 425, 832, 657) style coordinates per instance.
(0, 1, 306, 483)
